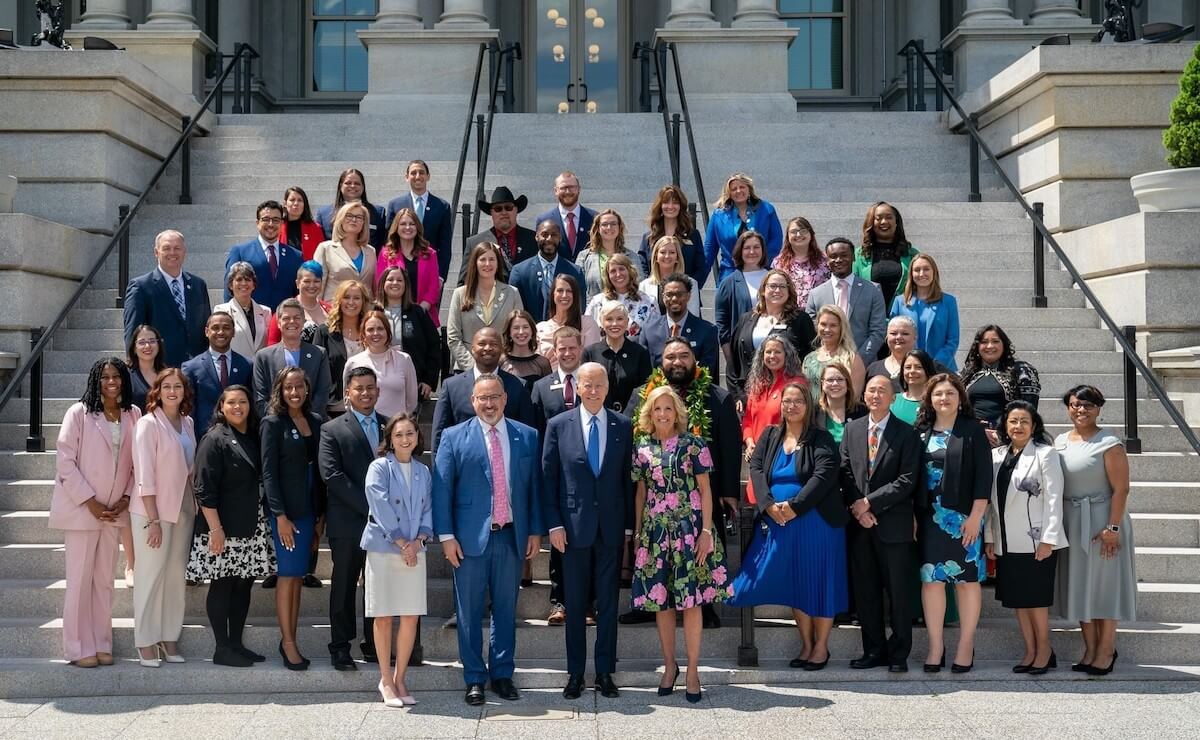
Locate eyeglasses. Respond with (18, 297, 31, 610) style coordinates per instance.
(598, 221, 619, 229)
(764, 283, 789, 292)
(343, 214, 365, 222)
(823, 377, 847, 385)
(135, 338, 161, 347)
(1068, 402, 1098, 411)
(473, 394, 503, 403)
(780, 399, 806, 407)
(258, 217, 284, 225)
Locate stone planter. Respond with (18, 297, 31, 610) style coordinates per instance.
(1131, 167, 1200, 212)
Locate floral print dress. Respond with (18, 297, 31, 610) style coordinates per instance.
(631, 434, 731, 611)
(919, 430, 986, 583)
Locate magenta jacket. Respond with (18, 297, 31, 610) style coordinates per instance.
(376, 246, 442, 327)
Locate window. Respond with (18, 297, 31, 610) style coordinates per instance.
(310, 0, 376, 93)
(780, 0, 847, 92)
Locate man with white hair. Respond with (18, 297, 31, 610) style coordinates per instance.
(122, 229, 211, 366)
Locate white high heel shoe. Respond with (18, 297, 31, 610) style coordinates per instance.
(378, 680, 405, 708)
(137, 646, 161, 668)
(158, 642, 186, 664)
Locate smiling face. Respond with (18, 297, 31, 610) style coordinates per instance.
(221, 388, 251, 431)
(661, 280, 690, 320)
(650, 394, 677, 434)
(229, 272, 255, 304)
(390, 418, 420, 458)
(554, 173, 580, 208)
(780, 385, 808, 424)
(345, 373, 379, 415)
(552, 279, 575, 311)
(728, 178, 750, 205)
(281, 369, 308, 412)
(606, 263, 630, 293)
(471, 377, 506, 425)
(340, 285, 365, 317)
(405, 162, 428, 195)
(205, 313, 235, 353)
(577, 364, 608, 413)
(902, 356, 928, 391)
(601, 308, 628, 340)
(762, 339, 786, 372)
(762, 273, 790, 310)
(655, 241, 680, 273)
(382, 269, 406, 304)
(555, 334, 582, 372)
(489, 202, 517, 232)
(872, 204, 897, 240)
(99, 363, 123, 404)
(824, 241, 854, 279)
(821, 366, 848, 401)
(910, 257, 934, 290)
(476, 249, 499, 280)
(888, 322, 916, 356)
(661, 197, 680, 220)
(535, 221, 561, 259)
(471, 328, 502, 371)
(1067, 394, 1101, 431)
(257, 206, 283, 242)
(341, 172, 364, 201)
(157, 372, 185, 413)
(1005, 408, 1033, 447)
(817, 312, 842, 347)
(277, 306, 304, 343)
(597, 213, 621, 246)
(740, 237, 765, 270)
(863, 375, 894, 415)
(297, 269, 321, 300)
(787, 223, 812, 253)
(363, 315, 389, 351)
(134, 328, 161, 364)
(929, 380, 960, 419)
(508, 316, 533, 351)
(978, 330, 1005, 365)
(394, 213, 418, 243)
(154, 232, 186, 277)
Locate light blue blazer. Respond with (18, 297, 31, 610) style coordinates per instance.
(889, 292, 960, 372)
(360, 453, 434, 554)
(704, 200, 783, 284)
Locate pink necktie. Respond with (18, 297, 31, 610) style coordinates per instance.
(566, 212, 577, 252)
(837, 278, 850, 315)
(488, 426, 510, 527)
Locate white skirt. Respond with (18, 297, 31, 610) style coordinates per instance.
(364, 550, 427, 617)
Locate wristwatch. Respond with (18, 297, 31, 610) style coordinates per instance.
(1105, 524, 1120, 534)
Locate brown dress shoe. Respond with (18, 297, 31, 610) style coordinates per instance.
(547, 605, 566, 625)
(96, 652, 114, 666)
(71, 656, 99, 668)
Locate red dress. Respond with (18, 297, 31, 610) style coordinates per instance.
(740, 372, 808, 504)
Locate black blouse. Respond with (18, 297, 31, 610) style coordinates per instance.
(581, 339, 652, 414)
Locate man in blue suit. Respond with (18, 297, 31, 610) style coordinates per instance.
(123, 229, 211, 367)
(534, 172, 596, 261)
(181, 311, 252, 432)
(431, 327, 535, 451)
(223, 201, 302, 310)
(433, 373, 544, 706)
(541, 362, 633, 700)
(508, 220, 586, 322)
(384, 160, 454, 281)
(636, 273, 720, 378)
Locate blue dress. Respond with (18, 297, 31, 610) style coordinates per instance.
(728, 447, 848, 618)
(919, 430, 986, 583)
(267, 430, 318, 577)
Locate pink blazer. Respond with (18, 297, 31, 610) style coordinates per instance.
(48, 402, 140, 531)
(131, 408, 197, 524)
(376, 246, 442, 327)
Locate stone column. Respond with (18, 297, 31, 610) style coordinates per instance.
(731, 0, 782, 28)
(74, 0, 132, 29)
(959, 0, 1021, 26)
(141, 0, 198, 28)
(665, 0, 718, 28)
(1028, 0, 1090, 25)
(374, 0, 422, 28)
(436, 0, 489, 28)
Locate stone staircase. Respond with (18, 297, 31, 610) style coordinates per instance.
(0, 111, 1197, 698)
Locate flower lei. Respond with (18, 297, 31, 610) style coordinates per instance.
(631, 366, 713, 442)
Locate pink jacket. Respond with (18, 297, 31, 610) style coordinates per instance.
(131, 408, 197, 524)
(48, 402, 140, 531)
(376, 246, 442, 327)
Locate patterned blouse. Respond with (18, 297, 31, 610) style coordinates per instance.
(772, 253, 830, 310)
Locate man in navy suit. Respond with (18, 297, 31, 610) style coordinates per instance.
(432, 327, 535, 450)
(636, 273, 720, 378)
(223, 201, 302, 310)
(433, 373, 543, 706)
(123, 229, 211, 367)
(541, 362, 633, 700)
(384, 160, 454, 281)
(181, 311, 252, 432)
(508, 220, 585, 322)
(534, 171, 596, 261)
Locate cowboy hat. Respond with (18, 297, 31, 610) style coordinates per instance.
(478, 186, 528, 214)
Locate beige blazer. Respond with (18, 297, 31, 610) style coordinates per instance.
(985, 443, 1069, 556)
(313, 239, 377, 303)
(445, 282, 524, 371)
(213, 300, 270, 360)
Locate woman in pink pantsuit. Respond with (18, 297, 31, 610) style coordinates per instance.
(49, 358, 140, 667)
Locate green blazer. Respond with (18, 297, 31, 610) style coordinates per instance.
(852, 245, 919, 299)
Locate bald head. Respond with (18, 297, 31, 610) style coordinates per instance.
(471, 327, 502, 372)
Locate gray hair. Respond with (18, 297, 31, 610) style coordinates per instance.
(154, 229, 185, 249)
(473, 372, 503, 390)
(226, 260, 258, 289)
(888, 314, 917, 333)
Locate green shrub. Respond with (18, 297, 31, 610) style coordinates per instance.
(1164, 43, 1200, 168)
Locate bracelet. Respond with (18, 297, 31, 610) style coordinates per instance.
(210, 526, 223, 533)
(143, 519, 160, 528)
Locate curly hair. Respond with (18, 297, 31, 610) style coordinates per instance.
(960, 324, 1016, 378)
(752, 268, 800, 319)
(746, 335, 803, 399)
(635, 385, 688, 436)
(600, 253, 642, 301)
(646, 185, 695, 244)
(588, 208, 626, 253)
(80, 358, 133, 413)
(860, 201, 913, 258)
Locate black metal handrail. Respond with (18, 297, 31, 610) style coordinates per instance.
(0, 43, 261, 450)
(449, 42, 489, 255)
(900, 38, 1200, 456)
(473, 41, 522, 234)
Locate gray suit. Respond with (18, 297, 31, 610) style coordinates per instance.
(252, 341, 333, 419)
(806, 275, 887, 360)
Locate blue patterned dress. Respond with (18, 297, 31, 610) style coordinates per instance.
(919, 430, 986, 583)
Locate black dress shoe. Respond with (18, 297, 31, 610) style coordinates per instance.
(803, 653, 830, 672)
(302, 574, 323, 588)
(850, 654, 887, 669)
(331, 651, 357, 671)
(563, 674, 584, 699)
(1086, 651, 1117, 676)
(595, 673, 620, 698)
(951, 657, 974, 674)
(261, 574, 277, 589)
(888, 661, 909, 673)
(1071, 660, 1091, 672)
(279, 641, 308, 671)
(490, 678, 520, 701)
(1013, 662, 1033, 674)
(1028, 652, 1057, 676)
(618, 609, 654, 625)
(465, 683, 485, 706)
(925, 655, 945, 673)
(361, 641, 379, 663)
(212, 646, 252, 668)
(235, 644, 265, 663)
(788, 654, 809, 669)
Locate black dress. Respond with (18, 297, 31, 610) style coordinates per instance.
(581, 339, 651, 414)
(994, 446, 1059, 609)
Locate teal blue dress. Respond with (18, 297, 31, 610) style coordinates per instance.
(919, 430, 986, 583)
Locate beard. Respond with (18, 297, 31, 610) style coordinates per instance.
(664, 364, 694, 387)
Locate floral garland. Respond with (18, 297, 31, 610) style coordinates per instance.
(630, 366, 713, 442)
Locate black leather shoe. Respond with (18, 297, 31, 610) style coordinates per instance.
(212, 646, 252, 668)
(562, 674, 584, 699)
(465, 683, 485, 706)
(1028, 652, 1057, 676)
(888, 661, 909, 673)
(261, 574, 277, 589)
(595, 673, 620, 698)
(361, 641, 379, 663)
(803, 653, 831, 672)
(279, 641, 308, 671)
(235, 644, 265, 663)
(1086, 651, 1117, 676)
(1013, 662, 1033, 674)
(788, 654, 809, 669)
(951, 650, 975, 674)
(925, 655, 945, 673)
(302, 574, 323, 588)
(850, 654, 887, 669)
(618, 609, 654, 625)
(490, 678, 520, 701)
(331, 650, 357, 671)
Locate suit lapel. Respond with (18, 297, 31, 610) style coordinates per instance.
(598, 416, 621, 478)
(470, 420, 493, 489)
(226, 426, 255, 468)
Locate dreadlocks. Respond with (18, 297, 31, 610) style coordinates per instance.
(79, 357, 133, 413)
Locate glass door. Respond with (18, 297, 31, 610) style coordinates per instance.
(533, 0, 621, 113)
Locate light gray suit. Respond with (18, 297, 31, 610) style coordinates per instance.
(252, 341, 333, 419)
(805, 274, 887, 360)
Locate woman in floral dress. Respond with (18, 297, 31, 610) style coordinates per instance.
(631, 385, 730, 702)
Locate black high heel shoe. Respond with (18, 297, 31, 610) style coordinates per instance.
(1086, 651, 1118, 676)
(657, 662, 680, 696)
(951, 650, 974, 674)
(279, 640, 309, 671)
(803, 652, 831, 672)
(1028, 651, 1057, 676)
(1012, 662, 1033, 674)
(924, 655, 945, 674)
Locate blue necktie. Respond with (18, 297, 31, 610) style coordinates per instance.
(361, 415, 379, 451)
(587, 416, 601, 476)
(415, 195, 425, 220)
(170, 278, 186, 319)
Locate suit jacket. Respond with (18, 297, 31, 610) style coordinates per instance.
(714, 270, 756, 346)
(530, 370, 575, 434)
(986, 442, 1068, 556)
(181, 350, 253, 434)
(251, 342, 332, 420)
(915, 416, 991, 514)
(193, 424, 262, 538)
(385, 191, 454, 279)
(461, 225, 538, 283)
(122, 269, 211, 367)
(635, 312, 719, 378)
(431, 367, 535, 450)
(261, 412, 325, 521)
(318, 408, 388, 539)
(213, 300, 271, 361)
(312, 239, 377, 303)
(361, 454, 434, 553)
(316, 202, 388, 250)
(541, 408, 634, 548)
(444, 282, 524, 372)
(432, 417, 544, 558)
(130, 408, 196, 524)
(223, 238, 302, 310)
(280, 219, 326, 261)
(889, 293, 960, 372)
(508, 254, 586, 322)
(48, 403, 139, 531)
(705, 201, 783, 284)
(385, 305, 441, 388)
(534, 205, 596, 261)
(806, 275, 888, 360)
(310, 324, 354, 411)
(376, 247, 442, 327)
(727, 311, 818, 401)
(749, 424, 846, 527)
(840, 414, 922, 544)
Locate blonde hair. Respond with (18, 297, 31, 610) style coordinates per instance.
(714, 172, 761, 210)
(327, 279, 369, 335)
(635, 385, 689, 436)
(332, 202, 371, 248)
(649, 236, 683, 283)
(814, 304, 859, 360)
(601, 253, 641, 301)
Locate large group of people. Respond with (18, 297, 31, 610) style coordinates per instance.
(52, 169, 1137, 705)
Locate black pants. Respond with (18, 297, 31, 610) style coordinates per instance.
(327, 535, 374, 655)
(549, 547, 596, 609)
(564, 542, 621, 675)
(207, 576, 254, 649)
(847, 525, 914, 662)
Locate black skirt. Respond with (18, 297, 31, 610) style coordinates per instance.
(994, 550, 1059, 609)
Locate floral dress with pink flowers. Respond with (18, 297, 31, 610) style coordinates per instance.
(631, 433, 731, 611)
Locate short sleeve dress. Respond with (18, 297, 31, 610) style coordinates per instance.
(631, 433, 731, 611)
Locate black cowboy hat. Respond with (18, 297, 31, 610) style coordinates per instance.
(478, 186, 528, 214)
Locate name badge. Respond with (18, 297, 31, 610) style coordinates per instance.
(550, 382, 564, 391)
